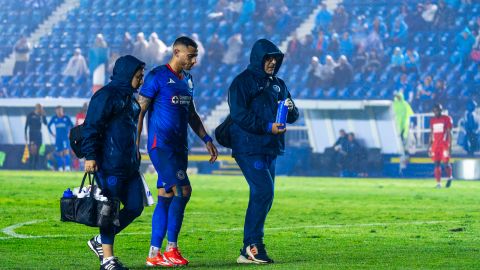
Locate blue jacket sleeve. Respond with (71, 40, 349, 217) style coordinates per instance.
(228, 76, 269, 135)
(82, 90, 115, 160)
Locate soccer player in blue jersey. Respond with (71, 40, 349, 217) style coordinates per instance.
(48, 105, 73, 171)
(137, 36, 218, 267)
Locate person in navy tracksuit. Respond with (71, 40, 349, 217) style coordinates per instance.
(228, 39, 299, 264)
(82, 55, 145, 270)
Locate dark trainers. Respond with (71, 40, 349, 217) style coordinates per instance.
(446, 178, 453, 188)
(246, 243, 274, 264)
(100, 257, 129, 270)
(237, 247, 258, 264)
(87, 236, 103, 262)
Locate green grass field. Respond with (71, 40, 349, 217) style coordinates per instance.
(0, 171, 479, 269)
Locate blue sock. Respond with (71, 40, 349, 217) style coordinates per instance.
(167, 195, 190, 243)
(54, 154, 63, 169)
(151, 196, 173, 248)
(64, 154, 71, 168)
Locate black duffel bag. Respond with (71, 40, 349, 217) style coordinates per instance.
(60, 173, 120, 228)
(214, 115, 233, 148)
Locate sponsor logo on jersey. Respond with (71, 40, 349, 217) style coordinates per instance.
(171, 95, 192, 105)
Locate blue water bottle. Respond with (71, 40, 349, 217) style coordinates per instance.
(63, 188, 73, 198)
(276, 100, 288, 126)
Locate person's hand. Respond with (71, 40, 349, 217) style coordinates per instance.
(271, 123, 286, 135)
(285, 98, 294, 112)
(85, 160, 97, 173)
(206, 141, 218, 164)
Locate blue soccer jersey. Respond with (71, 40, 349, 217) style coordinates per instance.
(48, 115, 73, 150)
(140, 64, 194, 152)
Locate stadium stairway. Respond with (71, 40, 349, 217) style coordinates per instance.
(279, 0, 343, 51)
(0, 0, 80, 76)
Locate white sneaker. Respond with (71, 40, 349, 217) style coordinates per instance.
(435, 183, 441, 189)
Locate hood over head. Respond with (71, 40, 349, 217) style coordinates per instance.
(110, 55, 145, 93)
(247, 39, 284, 77)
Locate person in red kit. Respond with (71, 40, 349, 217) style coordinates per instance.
(428, 104, 453, 189)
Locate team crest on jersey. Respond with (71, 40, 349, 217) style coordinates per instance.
(273, 85, 281, 92)
(176, 170, 186, 180)
(171, 96, 180, 104)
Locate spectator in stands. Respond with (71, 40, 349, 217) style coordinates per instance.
(315, 3, 332, 31)
(62, 48, 89, 85)
(238, 0, 255, 25)
(433, 79, 448, 105)
(263, 7, 278, 34)
(89, 34, 109, 92)
(314, 30, 328, 56)
(351, 15, 368, 48)
(397, 74, 414, 103)
(404, 48, 420, 74)
(133, 32, 149, 61)
(120, 32, 134, 56)
(306, 56, 322, 90)
(362, 50, 382, 73)
(371, 16, 388, 40)
(319, 55, 336, 88)
(433, 0, 451, 30)
(286, 33, 300, 61)
(459, 100, 479, 155)
(276, 6, 292, 33)
(416, 75, 434, 110)
(192, 33, 205, 66)
(391, 17, 408, 46)
(328, 33, 340, 59)
(390, 47, 406, 73)
(340, 31, 354, 59)
(146, 32, 168, 68)
(365, 30, 384, 57)
(451, 27, 475, 65)
(331, 5, 349, 34)
(301, 34, 316, 63)
(471, 31, 480, 63)
(405, 4, 426, 32)
(206, 34, 224, 70)
(421, 1, 438, 29)
(333, 55, 353, 89)
(223, 33, 243, 65)
(107, 51, 120, 77)
(13, 36, 31, 75)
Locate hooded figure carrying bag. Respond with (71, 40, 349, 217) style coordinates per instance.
(60, 173, 120, 228)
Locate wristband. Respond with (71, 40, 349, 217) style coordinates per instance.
(202, 134, 213, 144)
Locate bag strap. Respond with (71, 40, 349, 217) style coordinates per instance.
(79, 172, 98, 197)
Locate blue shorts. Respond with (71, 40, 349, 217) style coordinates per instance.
(149, 148, 190, 192)
(55, 139, 69, 152)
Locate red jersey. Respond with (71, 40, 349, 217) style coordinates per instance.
(430, 115, 452, 146)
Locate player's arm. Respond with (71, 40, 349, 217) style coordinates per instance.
(136, 95, 151, 149)
(188, 101, 218, 163)
(47, 117, 55, 137)
(428, 123, 433, 155)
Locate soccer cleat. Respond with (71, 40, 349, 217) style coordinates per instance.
(435, 183, 442, 189)
(445, 178, 453, 188)
(100, 257, 129, 270)
(146, 252, 175, 267)
(237, 247, 259, 264)
(163, 247, 189, 266)
(246, 243, 274, 264)
(88, 236, 104, 262)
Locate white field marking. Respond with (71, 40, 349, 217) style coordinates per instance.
(0, 220, 454, 240)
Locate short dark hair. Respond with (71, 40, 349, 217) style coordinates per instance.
(173, 36, 197, 49)
(433, 103, 443, 111)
